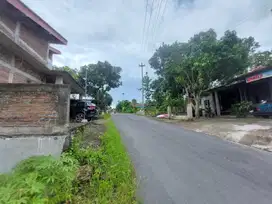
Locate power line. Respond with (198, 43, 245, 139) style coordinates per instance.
(139, 63, 145, 109)
(233, 3, 271, 29)
(152, 0, 169, 46)
(150, 0, 165, 45)
(141, 0, 149, 51)
(143, 0, 156, 51)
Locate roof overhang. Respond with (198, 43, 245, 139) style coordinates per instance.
(232, 67, 272, 81)
(49, 46, 61, 55)
(46, 70, 85, 95)
(6, 0, 67, 45)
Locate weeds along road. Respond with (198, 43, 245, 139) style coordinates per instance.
(112, 114, 272, 204)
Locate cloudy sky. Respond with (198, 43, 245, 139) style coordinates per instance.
(22, 0, 272, 106)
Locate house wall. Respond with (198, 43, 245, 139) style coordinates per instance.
(0, 8, 17, 38)
(0, 84, 70, 135)
(201, 93, 216, 114)
(20, 23, 49, 61)
(0, 45, 44, 83)
(0, 135, 68, 173)
(0, 4, 53, 71)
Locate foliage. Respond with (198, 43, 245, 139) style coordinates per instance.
(144, 106, 158, 116)
(231, 101, 253, 118)
(0, 155, 78, 203)
(0, 119, 137, 204)
(149, 29, 259, 118)
(77, 61, 121, 111)
(249, 50, 272, 67)
(131, 99, 137, 108)
(87, 119, 137, 204)
(53, 65, 79, 80)
(116, 100, 136, 113)
(103, 113, 111, 120)
(142, 72, 152, 104)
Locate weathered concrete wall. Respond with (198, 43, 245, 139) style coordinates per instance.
(0, 135, 67, 173)
(0, 45, 43, 83)
(0, 122, 89, 173)
(0, 84, 70, 134)
(20, 24, 49, 60)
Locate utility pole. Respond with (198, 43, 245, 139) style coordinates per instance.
(139, 63, 145, 110)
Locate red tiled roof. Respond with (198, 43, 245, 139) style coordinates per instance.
(6, 0, 67, 45)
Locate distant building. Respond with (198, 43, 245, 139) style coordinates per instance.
(201, 66, 272, 115)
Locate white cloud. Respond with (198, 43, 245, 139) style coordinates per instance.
(22, 0, 272, 103)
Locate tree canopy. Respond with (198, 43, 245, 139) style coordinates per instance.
(77, 61, 122, 110)
(54, 61, 121, 111)
(149, 29, 260, 117)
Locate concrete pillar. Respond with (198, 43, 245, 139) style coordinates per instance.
(8, 72, 14, 83)
(214, 91, 221, 116)
(8, 55, 15, 83)
(15, 21, 21, 43)
(55, 76, 63, 84)
(209, 93, 216, 114)
(66, 88, 71, 125)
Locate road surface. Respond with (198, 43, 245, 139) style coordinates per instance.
(112, 114, 272, 204)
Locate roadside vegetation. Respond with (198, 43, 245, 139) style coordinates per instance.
(116, 29, 272, 119)
(0, 118, 137, 204)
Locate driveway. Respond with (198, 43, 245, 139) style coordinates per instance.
(112, 114, 272, 204)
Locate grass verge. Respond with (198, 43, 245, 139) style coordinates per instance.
(0, 118, 137, 204)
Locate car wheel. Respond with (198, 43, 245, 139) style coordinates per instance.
(75, 113, 84, 123)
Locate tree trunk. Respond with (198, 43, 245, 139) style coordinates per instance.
(167, 106, 172, 119)
(194, 94, 200, 118)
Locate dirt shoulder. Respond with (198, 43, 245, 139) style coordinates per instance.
(155, 117, 272, 152)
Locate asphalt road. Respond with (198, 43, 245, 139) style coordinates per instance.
(112, 114, 272, 204)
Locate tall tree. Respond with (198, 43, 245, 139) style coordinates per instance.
(116, 100, 134, 113)
(149, 29, 259, 117)
(142, 72, 152, 104)
(249, 50, 272, 68)
(78, 61, 122, 110)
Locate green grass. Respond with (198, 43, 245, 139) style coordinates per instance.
(0, 118, 137, 204)
(84, 119, 137, 203)
(103, 113, 111, 120)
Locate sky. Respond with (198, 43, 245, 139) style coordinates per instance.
(22, 0, 272, 106)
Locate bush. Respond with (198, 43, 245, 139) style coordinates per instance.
(231, 101, 253, 118)
(0, 155, 79, 203)
(0, 119, 137, 204)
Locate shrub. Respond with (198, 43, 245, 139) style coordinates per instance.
(231, 101, 253, 118)
(0, 119, 137, 204)
(0, 155, 79, 204)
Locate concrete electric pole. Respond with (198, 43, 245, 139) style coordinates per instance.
(139, 63, 145, 109)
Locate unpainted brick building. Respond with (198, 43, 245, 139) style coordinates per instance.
(0, 0, 84, 132)
(0, 0, 85, 172)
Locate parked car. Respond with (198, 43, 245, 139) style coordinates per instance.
(250, 100, 272, 118)
(70, 99, 98, 122)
